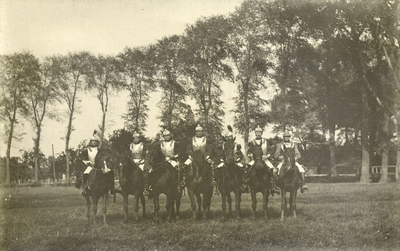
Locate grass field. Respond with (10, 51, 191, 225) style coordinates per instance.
(1, 183, 399, 250)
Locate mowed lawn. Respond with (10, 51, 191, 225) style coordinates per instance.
(1, 183, 399, 251)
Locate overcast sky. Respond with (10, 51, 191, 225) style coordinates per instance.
(1, 0, 249, 157)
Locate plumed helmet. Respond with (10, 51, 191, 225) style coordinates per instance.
(132, 131, 140, 138)
(195, 124, 203, 132)
(283, 130, 292, 137)
(255, 125, 263, 132)
(163, 129, 171, 136)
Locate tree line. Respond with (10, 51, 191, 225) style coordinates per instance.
(1, 0, 399, 185)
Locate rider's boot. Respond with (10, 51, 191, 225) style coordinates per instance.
(143, 171, 151, 196)
(300, 172, 308, 193)
(81, 173, 89, 197)
(212, 168, 219, 195)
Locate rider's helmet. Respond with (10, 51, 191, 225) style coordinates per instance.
(195, 124, 203, 132)
(163, 129, 171, 136)
(283, 130, 292, 138)
(255, 125, 263, 133)
(132, 131, 140, 138)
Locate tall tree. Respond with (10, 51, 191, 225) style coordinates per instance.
(182, 16, 233, 138)
(227, 0, 273, 153)
(0, 52, 40, 185)
(55, 52, 91, 185)
(27, 56, 59, 183)
(153, 35, 195, 138)
(86, 54, 122, 148)
(117, 47, 156, 133)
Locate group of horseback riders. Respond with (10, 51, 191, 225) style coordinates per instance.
(77, 125, 308, 197)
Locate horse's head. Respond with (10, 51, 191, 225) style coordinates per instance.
(94, 148, 112, 172)
(191, 150, 206, 184)
(250, 147, 265, 169)
(222, 137, 235, 164)
(282, 147, 296, 173)
(144, 143, 164, 170)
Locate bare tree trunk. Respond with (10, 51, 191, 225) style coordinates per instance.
(5, 121, 14, 185)
(395, 114, 400, 183)
(5, 109, 17, 185)
(65, 109, 74, 185)
(359, 86, 370, 183)
(243, 83, 250, 157)
(34, 127, 41, 183)
(379, 112, 389, 183)
(329, 124, 337, 177)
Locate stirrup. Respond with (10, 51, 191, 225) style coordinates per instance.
(180, 181, 185, 187)
(211, 180, 217, 186)
(301, 185, 308, 193)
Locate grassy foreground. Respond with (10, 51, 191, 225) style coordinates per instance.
(1, 183, 399, 250)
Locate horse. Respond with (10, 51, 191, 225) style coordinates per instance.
(115, 151, 146, 223)
(217, 137, 244, 219)
(145, 143, 181, 223)
(83, 148, 114, 225)
(278, 147, 301, 221)
(247, 146, 272, 220)
(185, 150, 213, 221)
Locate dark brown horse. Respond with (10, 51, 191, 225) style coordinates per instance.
(115, 151, 146, 223)
(247, 146, 272, 220)
(185, 150, 213, 221)
(278, 147, 301, 221)
(84, 148, 114, 225)
(218, 137, 244, 219)
(145, 144, 181, 223)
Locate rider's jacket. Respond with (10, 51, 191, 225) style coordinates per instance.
(248, 138, 269, 156)
(187, 136, 212, 158)
(274, 141, 301, 160)
(160, 140, 178, 158)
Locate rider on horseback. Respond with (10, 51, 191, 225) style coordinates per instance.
(80, 130, 101, 196)
(183, 125, 214, 188)
(156, 129, 182, 192)
(129, 131, 151, 195)
(274, 130, 308, 193)
(247, 125, 280, 195)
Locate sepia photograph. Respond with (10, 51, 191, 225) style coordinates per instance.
(1, 0, 399, 250)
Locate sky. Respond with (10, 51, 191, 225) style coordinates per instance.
(0, 0, 277, 157)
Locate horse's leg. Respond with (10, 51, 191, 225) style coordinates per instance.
(196, 192, 202, 220)
(153, 195, 160, 223)
(235, 191, 241, 219)
(140, 193, 146, 219)
(188, 188, 197, 221)
(280, 189, 286, 222)
(227, 193, 232, 219)
(85, 196, 91, 225)
(176, 198, 181, 220)
(250, 189, 257, 220)
(103, 194, 108, 226)
(166, 195, 176, 222)
(202, 190, 212, 220)
(93, 196, 99, 225)
(123, 193, 129, 223)
(263, 187, 269, 220)
(133, 192, 139, 222)
(290, 190, 297, 218)
(221, 192, 227, 219)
